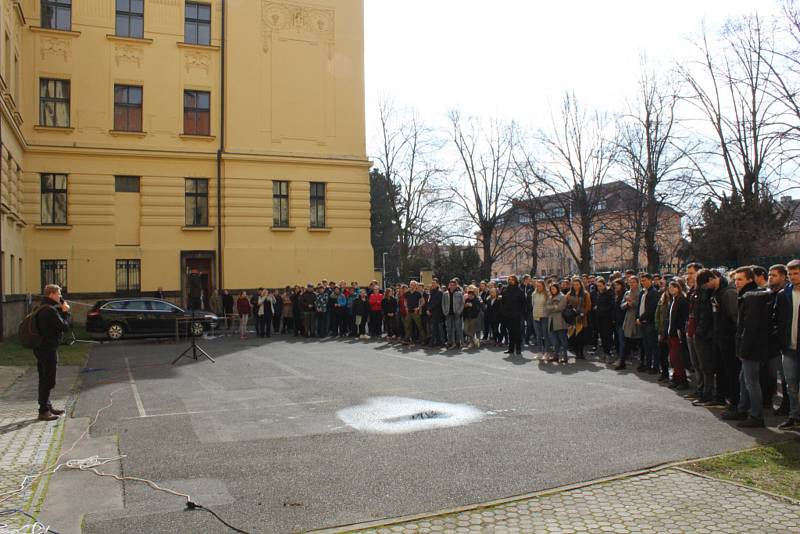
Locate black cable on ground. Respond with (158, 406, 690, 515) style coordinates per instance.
(186, 501, 252, 534)
(0, 508, 63, 534)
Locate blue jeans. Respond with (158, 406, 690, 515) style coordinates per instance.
(548, 329, 568, 357)
(446, 314, 463, 346)
(524, 312, 534, 344)
(737, 359, 763, 420)
(640, 322, 658, 368)
(532, 318, 549, 352)
(616, 327, 627, 363)
(783, 349, 800, 419)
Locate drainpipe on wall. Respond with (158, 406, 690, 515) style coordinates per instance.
(216, 0, 226, 291)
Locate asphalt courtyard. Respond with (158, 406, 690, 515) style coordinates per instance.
(66, 335, 775, 533)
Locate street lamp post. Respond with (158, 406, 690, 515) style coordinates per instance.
(382, 252, 388, 290)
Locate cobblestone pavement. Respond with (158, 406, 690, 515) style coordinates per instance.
(342, 468, 800, 534)
(0, 368, 76, 530)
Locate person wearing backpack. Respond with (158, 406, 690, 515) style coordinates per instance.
(33, 284, 72, 421)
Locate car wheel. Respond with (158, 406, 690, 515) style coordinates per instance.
(190, 321, 204, 337)
(107, 323, 125, 341)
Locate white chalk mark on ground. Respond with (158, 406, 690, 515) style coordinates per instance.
(337, 396, 484, 434)
(125, 357, 147, 417)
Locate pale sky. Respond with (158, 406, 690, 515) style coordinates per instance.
(364, 0, 779, 151)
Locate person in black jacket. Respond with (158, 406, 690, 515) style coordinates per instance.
(33, 284, 72, 421)
(382, 288, 399, 340)
(594, 278, 614, 361)
(221, 289, 234, 331)
(636, 273, 660, 373)
(485, 287, 503, 345)
(522, 276, 535, 347)
(727, 267, 770, 427)
(427, 280, 445, 347)
(766, 265, 789, 416)
(698, 269, 740, 415)
(501, 275, 527, 356)
(612, 279, 629, 370)
(665, 280, 689, 389)
(691, 270, 719, 406)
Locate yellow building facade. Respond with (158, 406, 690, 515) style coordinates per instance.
(0, 0, 372, 306)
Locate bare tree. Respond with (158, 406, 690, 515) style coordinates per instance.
(678, 14, 784, 206)
(618, 64, 699, 272)
(447, 111, 519, 280)
(516, 92, 618, 274)
(373, 99, 444, 278)
(764, 1, 800, 177)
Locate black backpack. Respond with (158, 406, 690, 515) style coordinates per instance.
(18, 304, 47, 349)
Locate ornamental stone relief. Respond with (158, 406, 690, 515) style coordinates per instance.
(185, 51, 210, 74)
(115, 44, 143, 67)
(261, 1, 335, 52)
(40, 38, 70, 61)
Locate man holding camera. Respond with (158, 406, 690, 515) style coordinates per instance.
(34, 284, 72, 421)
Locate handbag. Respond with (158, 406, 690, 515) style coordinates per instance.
(562, 305, 578, 325)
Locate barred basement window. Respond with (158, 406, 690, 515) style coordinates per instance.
(115, 176, 140, 193)
(41, 173, 67, 225)
(273, 180, 289, 227)
(116, 259, 141, 295)
(185, 178, 209, 226)
(310, 182, 326, 228)
(41, 260, 67, 294)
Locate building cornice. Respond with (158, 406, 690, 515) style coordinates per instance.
(222, 151, 372, 168)
(24, 144, 373, 168)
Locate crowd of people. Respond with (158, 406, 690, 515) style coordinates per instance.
(206, 263, 800, 431)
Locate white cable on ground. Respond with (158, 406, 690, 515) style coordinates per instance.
(0, 521, 51, 534)
(0, 509, 55, 534)
(0, 381, 248, 531)
(0, 386, 191, 505)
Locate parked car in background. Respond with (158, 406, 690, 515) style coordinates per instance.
(86, 298, 218, 341)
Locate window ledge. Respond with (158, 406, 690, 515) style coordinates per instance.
(35, 224, 71, 230)
(308, 227, 331, 232)
(182, 226, 214, 232)
(34, 125, 74, 133)
(177, 42, 220, 51)
(106, 34, 153, 44)
(179, 134, 216, 141)
(110, 130, 147, 138)
(270, 226, 296, 232)
(30, 26, 81, 38)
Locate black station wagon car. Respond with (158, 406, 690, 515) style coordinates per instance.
(86, 298, 218, 341)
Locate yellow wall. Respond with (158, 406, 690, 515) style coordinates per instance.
(1, 0, 26, 295)
(3, 0, 372, 298)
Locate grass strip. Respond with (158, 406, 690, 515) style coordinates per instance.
(0, 328, 92, 366)
(684, 440, 800, 500)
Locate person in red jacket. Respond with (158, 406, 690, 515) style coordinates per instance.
(236, 291, 252, 339)
(368, 287, 384, 338)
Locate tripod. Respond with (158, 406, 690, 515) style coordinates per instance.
(172, 308, 216, 364)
